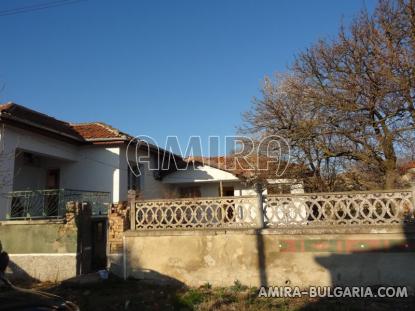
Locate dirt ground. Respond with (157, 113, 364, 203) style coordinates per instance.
(16, 277, 415, 311)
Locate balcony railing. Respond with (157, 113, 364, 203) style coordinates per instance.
(6, 189, 111, 220)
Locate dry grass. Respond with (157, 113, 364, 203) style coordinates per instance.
(15, 277, 415, 311)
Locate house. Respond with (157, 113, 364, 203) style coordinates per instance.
(162, 156, 304, 197)
(0, 102, 303, 220)
(0, 103, 184, 220)
(162, 159, 256, 197)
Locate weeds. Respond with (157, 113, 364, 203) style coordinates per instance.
(230, 280, 248, 292)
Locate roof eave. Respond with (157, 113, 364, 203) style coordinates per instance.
(85, 137, 128, 142)
(0, 113, 85, 143)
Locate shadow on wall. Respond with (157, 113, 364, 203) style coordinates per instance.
(252, 222, 415, 309)
(315, 222, 415, 287)
(5, 260, 40, 285)
(298, 222, 415, 310)
(109, 244, 186, 288)
(0, 247, 39, 285)
(256, 230, 268, 287)
(1, 246, 190, 311)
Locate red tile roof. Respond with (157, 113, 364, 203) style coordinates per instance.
(70, 122, 129, 141)
(399, 161, 415, 174)
(0, 102, 13, 111)
(0, 102, 130, 143)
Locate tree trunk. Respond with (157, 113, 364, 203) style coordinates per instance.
(384, 168, 397, 190)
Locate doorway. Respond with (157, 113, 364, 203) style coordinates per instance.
(45, 169, 60, 216)
(91, 218, 108, 271)
(46, 169, 60, 189)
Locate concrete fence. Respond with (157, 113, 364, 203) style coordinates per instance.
(0, 202, 79, 282)
(119, 186, 415, 288)
(130, 188, 415, 230)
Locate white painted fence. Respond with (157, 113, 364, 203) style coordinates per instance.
(131, 188, 415, 230)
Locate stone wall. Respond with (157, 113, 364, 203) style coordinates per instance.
(122, 226, 415, 289)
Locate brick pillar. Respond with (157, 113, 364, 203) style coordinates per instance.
(65, 201, 78, 229)
(108, 202, 129, 254)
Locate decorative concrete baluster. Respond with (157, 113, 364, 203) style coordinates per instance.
(255, 183, 265, 229)
(128, 190, 136, 230)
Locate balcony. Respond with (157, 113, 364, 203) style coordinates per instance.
(6, 189, 111, 220)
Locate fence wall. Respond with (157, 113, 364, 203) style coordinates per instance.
(0, 201, 93, 282)
(0, 205, 78, 281)
(123, 227, 415, 287)
(120, 187, 415, 287)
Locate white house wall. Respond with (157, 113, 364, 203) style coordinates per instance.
(0, 126, 15, 219)
(181, 182, 256, 197)
(3, 125, 78, 161)
(60, 146, 121, 202)
(12, 146, 121, 203)
(1, 125, 79, 194)
(162, 164, 239, 184)
(0, 126, 124, 216)
(162, 164, 260, 198)
(233, 184, 257, 196)
(13, 153, 47, 191)
(121, 145, 173, 200)
(0, 125, 80, 218)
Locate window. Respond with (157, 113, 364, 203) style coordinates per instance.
(222, 186, 234, 196)
(128, 162, 143, 191)
(179, 186, 201, 198)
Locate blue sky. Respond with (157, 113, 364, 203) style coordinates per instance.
(0, 0, 377, 155)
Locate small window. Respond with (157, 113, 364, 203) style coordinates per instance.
(222, 186, 234, 197)
(179, 186, 201, 198)
(128, 162, 143, 191)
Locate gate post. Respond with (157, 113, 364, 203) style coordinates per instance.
(255, 183, 265, 229)
(75, 202, 92, 275)
(128, 190, 136, 230)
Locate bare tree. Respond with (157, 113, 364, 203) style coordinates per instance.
(242, 0, 415, 190)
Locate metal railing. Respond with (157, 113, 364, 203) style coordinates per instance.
(132, 189, 415, 230)
(6, 189, 111, 220)
(65, 189, 111, 217)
